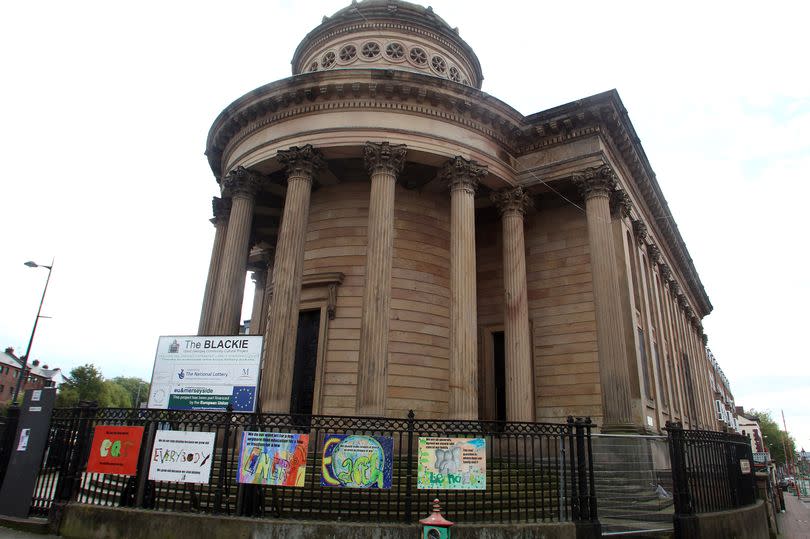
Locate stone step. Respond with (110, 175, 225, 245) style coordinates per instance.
(600, 517, 674, 537)
(599, 508, 674, 523)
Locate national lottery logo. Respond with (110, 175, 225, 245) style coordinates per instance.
(177, 369, 185, 380)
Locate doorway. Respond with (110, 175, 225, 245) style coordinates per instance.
(492, 331, 506, 422)
(289, 309, 321, 416)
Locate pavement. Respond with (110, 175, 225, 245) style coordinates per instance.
(777, 491, 810, 538)
(0, 527, 57, 539)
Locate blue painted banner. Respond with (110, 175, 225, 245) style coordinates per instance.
(320, 434, 393, 489)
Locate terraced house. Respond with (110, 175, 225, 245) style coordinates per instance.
(197, 0, 724, 435)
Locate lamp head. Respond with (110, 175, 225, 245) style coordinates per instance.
(24, 261, 38, 268)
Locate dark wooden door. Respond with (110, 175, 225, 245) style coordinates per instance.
(493, 331, 506, 422)
(289, 309, 321, 416)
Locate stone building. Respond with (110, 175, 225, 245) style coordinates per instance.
(198, 0, 719, 433)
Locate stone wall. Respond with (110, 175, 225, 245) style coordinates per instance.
(303, 182, 369, 415)
(302, 182, 453, 418)
(387, 187, 451, 418)
(58, 504, 579, 539)
(526, 204, 600, 425)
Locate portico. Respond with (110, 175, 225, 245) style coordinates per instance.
(196, 0, 717, 434)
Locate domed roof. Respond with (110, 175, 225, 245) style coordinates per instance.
(291, 0, 484, 88)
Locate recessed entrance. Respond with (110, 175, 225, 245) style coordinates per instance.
(289, 309, 321, 416)
(492, 330, 506, 422)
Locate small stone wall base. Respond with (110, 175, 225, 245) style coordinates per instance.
(674, 500, 769, 539)
(59, 504, 581, 539)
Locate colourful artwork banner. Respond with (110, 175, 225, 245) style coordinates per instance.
(417, 437, 486, 490)
(237, 431, 309, 486)
(148, 430, 216, 484)
(321, 434, 393, 489)
(86, 425, 144, 476)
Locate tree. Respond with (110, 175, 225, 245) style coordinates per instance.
(58, 364, 105, 406)
(102, 380, 131, 408)
(749, 409, 797, 466)
(56, 364, 149, 408)
(111, 376, 150, 408)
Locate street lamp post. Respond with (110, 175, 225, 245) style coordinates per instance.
(12, 259, 54, 403)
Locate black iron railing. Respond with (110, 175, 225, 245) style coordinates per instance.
(24, 404, 597, 526)
(665, 421, 756, 515)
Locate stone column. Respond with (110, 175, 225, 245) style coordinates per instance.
(249, 251, 273, 336)
(574, 165, 636, 432)
(443, 156, 487, 420)
(210, 167, 261, 335)
(491, 187, 534, 422)
(260, 145, 324, 413)
(198, 196, 231, 335)
(355, 142, 407, 416)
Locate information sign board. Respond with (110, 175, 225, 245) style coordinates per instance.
(148, 336, 262, 412)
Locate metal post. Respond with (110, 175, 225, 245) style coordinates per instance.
(13, 260, 54, 403)
(666, 421, 692, 515)
(135, 420, 157, 508)
(566, 417, 579, 520)
(404, 409, 415, 523)
(584, 418, 598, 523)
(574, 418, 589, 519)
(213, 404, 233, 513)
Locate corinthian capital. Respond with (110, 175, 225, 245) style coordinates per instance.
(363, 142, 407, 177)
(277, 144, 325, 179)
(610, 189, 632, 219)
(632, 219, 648, 245)
(573, 165, 616, 200)
(223, 166, 262, 198)
(441, 156, 487, 194)
(491, 187, 533, 216)
(211, 196, 232, 224)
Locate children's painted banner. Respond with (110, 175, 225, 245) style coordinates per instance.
(417, 437, 486, 490)
(148, 430, 216, 484)
(86, 425, 144, 476)
(321, 434, 393, 489)
(237, 431, 309, 486)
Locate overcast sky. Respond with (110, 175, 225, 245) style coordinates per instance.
(1, 1, 807, 447)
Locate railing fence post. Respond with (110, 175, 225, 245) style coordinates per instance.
(584, 418, 598, 523)
(403, 409, 415, 523)
(135, 415, 156, 508)
(214, 404, 233, 514)
(566, 416, 579, 521)
(667, 421, 699, 539)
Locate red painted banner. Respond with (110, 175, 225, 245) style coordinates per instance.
(86, 425, 144, 476)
